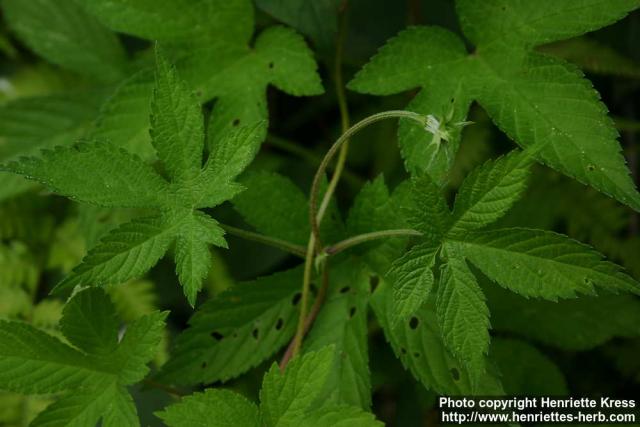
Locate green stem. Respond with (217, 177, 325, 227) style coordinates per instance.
(220, 224, 306, 258)
(291, 235, 317, 356)
(309, 110, 426, 243)
(325, 229, 422, 255)
(287, 110, 424, 364)
(266, 134, 363, 188)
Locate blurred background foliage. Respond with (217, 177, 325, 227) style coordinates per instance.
(0, 0, 639, 425)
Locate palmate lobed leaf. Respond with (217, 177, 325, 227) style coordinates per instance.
(349, 1, 640, 211)
(1, 51, 266, 303)
(158, 267, 303, 386)
(83, 0, 323, 157)
(378, 146, 640, 388)
(158, 347, 382, 427)
(0, 288, 166, 426)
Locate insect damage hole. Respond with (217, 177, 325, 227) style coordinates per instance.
(369, 275, 379, 292)
(450, 368, 460, 381)
(252, 328, 259, 340)
(339, 286, 350, 294)
(291, 292, 302, 306)
(349, 307, 357, 318)
(275, 318, 284, 330)
(409, 317, 419, 330)
(232, 118, 240, 127)
(211, 331, 224, 341)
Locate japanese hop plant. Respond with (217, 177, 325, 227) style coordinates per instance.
(1, 0, 640, 425)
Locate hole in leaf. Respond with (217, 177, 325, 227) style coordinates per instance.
(409, 317, 419, 329)
(232, 118, 240, 127)
(275, 318, 284, 330)
(201, 361, 207, 369)
(587, 164, 595, 171)
(450, 368, 460, 381)
(252, 328, 259, 340)
(340, 286, 350, 294)
(369, 275, 379, 291)
(349, 307, 357, 318)
(291, 292, 302, 306)
(211, 331, 224, 341)
(268, 61, 274, 69)
(400, 347, 407, 355)
(413, 352, 420, 358)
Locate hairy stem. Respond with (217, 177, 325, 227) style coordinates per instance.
(325, 229, 423, 255)
(309, 110, 426, 242)
(290, 235, 317, 357)
(280, 265, 329, 369)
(285, 111, 425, 367)
(266, 134, 363, 188)
(219, 224, 306, 258)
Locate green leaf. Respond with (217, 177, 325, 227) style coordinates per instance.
(59, 288, 119, 355)
(484, 278, 640, 350)
(0, 321, 110, 394)
(387, 242, 439, 325)
(188, 26, 322, 148)
(151, 49, 204, 182)
(89, 70, 157, 158)
(233, 172, 310, 245)
(405, 175, 451, 241)
(349, 9, 640, 210)
(75, 0, 253, 43)
(73, 4, 322, 155)
(2, 57, 267, 301)
(0, 288, 166, 425)
(293, 406, 383, 427)
(55, 216, 176, 292)
(449, 151, 531, 235)
(0, 93, 104, 201)
(233, 171, 343, 247)
(158, 267, 302, 386)
(348, 27, 470, 181)
(174, 212, 226, 305)
(157, 389, 260, 427)
(260, 346, 334, 426)
(159, 347, 381, 427)
(370, 279, 503, 395)
(437, 246, 490, 385)
(456, 0, 640, 47)
(473, 51, 640, 212)
(254, 26, 324, 96)
(114, 310, 168, 385)
(346, 177, 409, 272)
(457, 228, 640, 299)
(491, 338, 567, 396)
(30, 383, 132, 427)
(303, 260, 372, 409)
(2, 141, 170, 208)
(0, 0, 126, 82)
(191, 122, 266, 208)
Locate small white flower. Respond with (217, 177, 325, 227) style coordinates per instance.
(424, 114, 451, 143)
